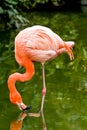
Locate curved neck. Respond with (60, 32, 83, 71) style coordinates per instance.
(8, 60, 34, 93)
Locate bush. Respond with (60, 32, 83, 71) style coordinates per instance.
(0, 0, 30, 29)
(0, 0, 80, 30)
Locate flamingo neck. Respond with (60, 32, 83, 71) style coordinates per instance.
(8, 60, 34, 93)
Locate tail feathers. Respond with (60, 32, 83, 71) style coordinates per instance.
(64, 41, 75, 60)
(65, 41, 75, 48)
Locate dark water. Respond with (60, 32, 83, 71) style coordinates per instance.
(0, 10, 87, 130)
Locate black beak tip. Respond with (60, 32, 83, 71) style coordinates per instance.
(23, 106, 32, 111)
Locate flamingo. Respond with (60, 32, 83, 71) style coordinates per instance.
(7, 25, 75, 111)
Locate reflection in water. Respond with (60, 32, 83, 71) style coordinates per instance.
(10, 111, 47, 130)
(10, 112, 27, 130)
(41, 111, 47, 130)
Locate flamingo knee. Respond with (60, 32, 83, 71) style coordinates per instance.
(42, 87, 46, 96)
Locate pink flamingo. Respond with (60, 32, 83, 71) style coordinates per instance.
(8, 25, 75, 111)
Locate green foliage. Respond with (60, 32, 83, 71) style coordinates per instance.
(0, 0, 30, 29)
(0, 0, 80, 29)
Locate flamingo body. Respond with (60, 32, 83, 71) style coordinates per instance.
(8, 25, 75, 111)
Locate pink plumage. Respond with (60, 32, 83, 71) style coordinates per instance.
(8, 25, 75, 111)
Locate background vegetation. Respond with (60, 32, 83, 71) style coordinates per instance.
(0, 1, 87, 129)
(0, 0, 80, 30)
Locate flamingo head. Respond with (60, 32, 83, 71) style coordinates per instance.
(9, 91, 31, 111)
(16, 102, 31, 111)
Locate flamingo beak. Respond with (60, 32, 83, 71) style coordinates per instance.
(16, 102, 31, 111)
(23, 106, 31, 111)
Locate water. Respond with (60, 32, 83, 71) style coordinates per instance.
(0, 10, 87, 130)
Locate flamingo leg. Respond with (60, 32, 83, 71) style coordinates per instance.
(40, 63, 46, 112)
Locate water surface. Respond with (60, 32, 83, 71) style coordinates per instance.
(0, 11, 87, 130)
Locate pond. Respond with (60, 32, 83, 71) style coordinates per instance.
(0, 10, 87, 130)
